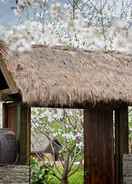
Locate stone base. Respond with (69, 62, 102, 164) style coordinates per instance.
(0, 165, 30, 184)
(123, 154, 132, 184)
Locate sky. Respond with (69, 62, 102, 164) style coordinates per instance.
(0, 0, 131, 26)
(0, 0, 65, 25)
(0, 0, 17, 25)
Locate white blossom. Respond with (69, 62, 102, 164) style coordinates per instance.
(0, 0, 132, 53)
(10, 38, 32, 52)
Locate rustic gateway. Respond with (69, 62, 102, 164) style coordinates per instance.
(0, 45, 132, 184)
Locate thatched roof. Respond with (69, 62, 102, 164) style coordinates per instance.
(1, 46, 132, 107)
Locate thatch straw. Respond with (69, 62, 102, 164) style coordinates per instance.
(0, 40, 8, 58)
(4, 46, 132, 107)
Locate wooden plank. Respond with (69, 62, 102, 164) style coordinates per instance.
(115, 104, 128, 184)
(84, 107, 114, 184)
(3, 103, 17, 133)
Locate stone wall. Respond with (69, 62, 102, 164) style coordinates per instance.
(123, 154, 132, 184)
(0, 165, 30, 184)
(0, 155, 132, 184)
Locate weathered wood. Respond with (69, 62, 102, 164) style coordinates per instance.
(115, 104, 128, 184)
(0, 88, 18, 97)
(0, 165, 30, 184)
(84, 107, 114, 184)
(19, 104, 31, 164)
(2, 103, 31, 165)
(3, 103, 17, 133)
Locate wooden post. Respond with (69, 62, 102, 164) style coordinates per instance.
(19, 104, 31, 164)
(84, 107, 114, 184)
(3, 102, 31, 165)
(115, 104, 128, 184)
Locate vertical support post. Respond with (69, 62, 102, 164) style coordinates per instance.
(115, 104, 128, 184)
(19, 104, 31, 165)
(84, 107, 114, 184)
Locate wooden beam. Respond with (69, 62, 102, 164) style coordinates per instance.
(115, 104, 128, 184)
(0, 88, 19, 96)
(84, 107, 114, 184)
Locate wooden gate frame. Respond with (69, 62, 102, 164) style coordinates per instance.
(2, 102, 129, 184)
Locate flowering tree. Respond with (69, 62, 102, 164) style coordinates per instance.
(0, 0, 132, 53)
(32, 108, 83, 184)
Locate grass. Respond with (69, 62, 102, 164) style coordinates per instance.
(69, 169, 84, 184)
(31, 157, 84, 184)
(49, 168, 84, 184)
